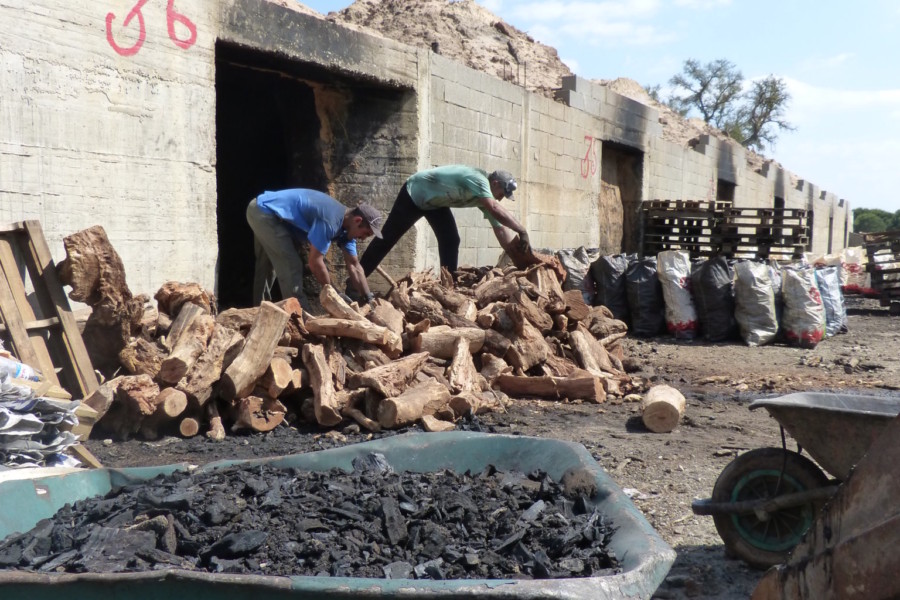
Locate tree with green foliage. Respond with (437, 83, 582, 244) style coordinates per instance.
(654, 59, 795, 152)
(853, 208, 900, 232)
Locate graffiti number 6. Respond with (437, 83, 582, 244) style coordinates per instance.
(166, 0, 197, 49)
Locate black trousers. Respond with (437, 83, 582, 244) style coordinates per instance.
(360, 183, 461, 275)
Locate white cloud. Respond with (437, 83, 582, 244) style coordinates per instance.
(673, 0, 731, 8)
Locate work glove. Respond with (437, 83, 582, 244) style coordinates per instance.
(338, 292, 354, 304)
(517, 231, 531, 254)
(364, 292, 376, 305)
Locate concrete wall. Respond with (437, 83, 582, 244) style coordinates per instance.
(0, 0, 852, 304)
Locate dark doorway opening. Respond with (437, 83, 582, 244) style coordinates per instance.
(215, 43, 328, 309)
(717, 179, 736, 202)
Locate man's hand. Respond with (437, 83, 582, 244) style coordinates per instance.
(364, 292, 376, 305)
(517, 230, 531, 254)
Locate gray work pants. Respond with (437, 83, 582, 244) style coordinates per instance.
(245, 198, 311, 309)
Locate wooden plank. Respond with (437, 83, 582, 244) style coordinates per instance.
(0, 238, 59, 383)
(17, 221, 99, 398)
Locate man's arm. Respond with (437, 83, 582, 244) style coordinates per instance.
(343, 250, 373, 299)
(477, 197, 526, 235)
(307, 246, 332, 287)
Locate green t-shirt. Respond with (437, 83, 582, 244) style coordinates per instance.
(405, 165, 501, 227)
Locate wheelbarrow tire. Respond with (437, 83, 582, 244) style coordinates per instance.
(711, 447, 829, 570)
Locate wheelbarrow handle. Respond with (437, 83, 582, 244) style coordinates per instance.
(692, 484, 839, 517)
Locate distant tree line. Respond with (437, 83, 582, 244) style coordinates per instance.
(646, 58, 794, 152)
(853, 208, 900, 233)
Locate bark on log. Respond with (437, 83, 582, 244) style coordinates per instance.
(306, 317, 401, 356)
(479, 353, 512, 384)
(139, 387, 188, 440)
(503, 238, 567, 283)
(258, 356, 294, 398)
(494, 374, 605, 403)
(118, 337, 165, 378)
(504, 306, 552, 371)
(346, 352, 429, 398)
(563, 289, 591, 322)
(411, 325, 485, 359)
(205, 400, 226, 441)
(301, 343, 341, 427)
(377, 379, 452, 429)
(157, 313, 216, 385)
(641, 385, 686, 433)
(320, 284, 366, 321)
(94, 375, 159, 440)
(569, 326, 620, 376)
(449, 390, 506, 417)
(474, 277, 520, 306)
(368, 298, 405, 337)
(276, 297, 309, 344)
(338, 389, 380, 432)
(164, 302, 207, 352)
(216, 306, 258, 336)
(231, 396, 286, 433)
(82, 377, 125, 420)
(447, 336, 480, 393)
(513, 290, 554, 333)
(154, 281, 215, 318)
(527, 266, 567, 312)
(177, 325, 243, 406)
(219, 302, 289, 400)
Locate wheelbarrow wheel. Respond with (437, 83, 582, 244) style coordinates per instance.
(711, 447, 829, 569)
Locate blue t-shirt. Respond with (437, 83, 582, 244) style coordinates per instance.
(256, 189, 357, 256)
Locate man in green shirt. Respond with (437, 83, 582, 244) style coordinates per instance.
(358, 165, 530, 276)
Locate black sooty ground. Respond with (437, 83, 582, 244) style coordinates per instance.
(0, 453, 619, 580)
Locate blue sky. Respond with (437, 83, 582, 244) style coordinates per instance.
(300, 0, 900, 214)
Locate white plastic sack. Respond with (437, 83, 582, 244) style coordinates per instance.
(782, 267, 826, 348)
(840, 246, 871, 293)
(733, 261, 778, 346)
(815, 266, 848, 336)
(657, 250, 698, 339)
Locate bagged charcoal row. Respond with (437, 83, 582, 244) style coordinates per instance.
(587, 253, 848, 348)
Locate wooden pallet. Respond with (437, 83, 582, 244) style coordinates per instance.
(862, 230, 900, 305)
(0, 220, 101, 467)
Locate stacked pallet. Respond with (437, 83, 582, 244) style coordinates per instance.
(642, 200, 809, 260)
(862, 230, 900, 306)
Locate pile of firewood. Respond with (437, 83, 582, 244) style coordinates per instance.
(59, 226, 636, 442)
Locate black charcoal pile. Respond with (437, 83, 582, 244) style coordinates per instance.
(0, 454, 620, 580)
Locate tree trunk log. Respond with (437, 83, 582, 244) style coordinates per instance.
(258, 356, 294, 398)
(447, 336, 479, 393)
(641, 384, 686, 433)
(320, 284, 366, 321)
(301, 343, 341, 427)
(219, 302, 289, 400)
(154, 281, 215, 318)
(368, 298, 405, 338)
(118, 337, 166, 378)
(231, 396, 286, 433)
(306, 317, 402, 356)
(421, 414, 456, 432)
(569, 326, 620, 376)
(157, 313, 216, 385)
(177, 324, 243, 406)
(377, 379, 452, 429)
(411, 325, 485, 358)
(494, 374, 605, 403)
(346, 352, 429, 398)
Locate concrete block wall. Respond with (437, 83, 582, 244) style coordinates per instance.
(1, 0, 219, 296)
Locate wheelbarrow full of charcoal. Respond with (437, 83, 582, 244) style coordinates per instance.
(691, 392, 900, 569)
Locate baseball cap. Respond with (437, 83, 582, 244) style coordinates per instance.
(353, 203, 384, 238)
(489, 170, 517, 199)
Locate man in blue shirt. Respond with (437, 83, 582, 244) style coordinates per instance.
(246, 189, 383, 310)
(358, 165, 530, 277)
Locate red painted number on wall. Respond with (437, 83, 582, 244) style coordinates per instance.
(581, 135, 597, 178)
(106, 0, 197, 56)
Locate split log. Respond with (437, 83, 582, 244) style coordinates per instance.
(367, 298, 404, 337)
(301, 343, 341, 427)
(272, 346, 299, 361)
(157, 313, 216, 385)
(449, 389, 506, 417)
(346, 352, 429, 398)
(118, 337, 166, 378)
(82, 377, 124, 420)
(447, 336, 480, 393)
(154, 281, 215, 318)
(163, 302, 207, 352)
(377, 379, 452, 429)
(504, 306, 552, 371)
(306, 317, 402, 356)
(205, 400, 226, 441)
(584, 306, 628, 340)
(219, 301, 289, 400)
(513, 290, 554, 333)
(257, 356, 294, 398)
(320, 284, 366, 321)
(527, 265, 566, 312)
(473, 277, 519, 306)
(503, 237, 567, 283)
(424, 282, 471, 314)
(494, 373, 605, 404)
(339, 389, 380, 432)
(421, 415, 456, 432)
(563, 289, 591, 322)
(641, 384, 686, 433)
(177, 325, 243, 406)
(231, 396, 286, 433)
(569, 325, 620, 376)
(276, 297, 309, 344)
(479, 353, 512, 384)
(216, 306, 258, 336)
(94, 374, 159, 440)
(410, 325, 485, 359)
(405, 298, 510, 356)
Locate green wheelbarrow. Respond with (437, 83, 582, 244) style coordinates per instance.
(692, 392, 900, 569)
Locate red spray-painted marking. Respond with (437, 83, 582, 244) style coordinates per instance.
(106, 0, 196, 55)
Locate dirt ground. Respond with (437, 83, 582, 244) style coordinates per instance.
(83, 295, 899, 599)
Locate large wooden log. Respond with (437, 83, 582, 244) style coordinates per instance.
(157, 313, 216, 385)
(563, 289, 591, 322)
(118, 337, 166, 378)
(641, 385, 686, 433)
(377, 379, 452, 429)
(405, 298, 510, 357)
(473, 277, 519, 306)
(513, 291, 554, 333)
(494, 374, 605, 404)
(320, 284, 366, 321)
(447, 336, 479, 393)
(449, 389, 506, 418)
(569, 325, 620, 377)
(164, 302, 207, 352)
(257, 356, 294, 398)
(504, 306, 551, 371)
(231, 396, 286, 433)
(346, 352, 429, 398)
(479, 353, 512, 384)
(177, 324, 243, 406)
(367, 298, 404, 338)
(94, 374, 159, 440)
(301, 343, 341, 426)
(219, 302, 289, 400)
(139, 387, 188, 440)
(411, 325, 485, 359)
(305, 317, 401, 356)
(154, 281, 215, 318)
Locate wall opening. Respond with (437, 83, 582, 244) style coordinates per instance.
(214, 42, 415, 309)
(717, 179, 735, 202)
(600, 141, 644, 254)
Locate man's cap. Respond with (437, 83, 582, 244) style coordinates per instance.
(489, 170, 517, 199)
(353, 203, 384, 238)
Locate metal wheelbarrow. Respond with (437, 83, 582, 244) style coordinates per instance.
(691, 392, 900, 569)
